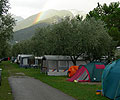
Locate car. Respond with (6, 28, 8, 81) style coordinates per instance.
(1, 57, 9, 61)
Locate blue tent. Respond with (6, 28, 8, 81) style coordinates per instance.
(102, 59, 120, 100)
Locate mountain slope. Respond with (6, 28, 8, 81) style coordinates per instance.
(14, 9, 73, 31)
(12, 15, 62, 44)
(12, 9, 86, 44)
(12, 15, 24, 22)
(69, 9, 86, 19)
(12, 22, 48, 44)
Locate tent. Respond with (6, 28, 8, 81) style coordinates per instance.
(67, 62, 105, 82)
(68, 66, 79, 77)
(102, 59, 120, 100)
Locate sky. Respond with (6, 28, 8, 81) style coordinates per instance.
(9, 0, 119, 18)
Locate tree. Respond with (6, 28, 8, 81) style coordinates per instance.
(31, 26, 51, 56)
(87, 2, 120, 45)
(79, 18, 113, 61)
(12, 17, 113, 65)
(0, 0, 15, 58)
(11, 27, 51, 57)
(11, 40, 33, 56)
(45, 17, 83, 65)
(47, 17, 112, 64)
(108, 27, 120, 45)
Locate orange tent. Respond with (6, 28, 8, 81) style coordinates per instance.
(68, 66, 79, 77)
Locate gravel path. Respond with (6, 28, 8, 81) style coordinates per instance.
(9, 76, 76, 100)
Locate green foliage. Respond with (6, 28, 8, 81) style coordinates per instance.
(0, 0, 15, 58)
(0, 42, 12, 57)
(47, 17, 82, 55)
(87, 2, 120, 46)
(11, 40, 32, 56)
(108, 27, 120, 44)
(31, 26, 52, 56)
(115, 49, 120, 59)
(12, 16, 113, 64)
(79, 18, 112, 61)
(45, 17, 84, 64)
(46, 17, 113, 62)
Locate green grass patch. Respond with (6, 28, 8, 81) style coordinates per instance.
(0, 61, 109, 100)
(0, 62, 13, 100)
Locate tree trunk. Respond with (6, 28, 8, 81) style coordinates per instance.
(70, 56, 80, 66)
(73, 60, 76, 66)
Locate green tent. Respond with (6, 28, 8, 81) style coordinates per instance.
(102, 59, 120, 100)
(85, 62, 105, 82)
(68, 62, 105, 82)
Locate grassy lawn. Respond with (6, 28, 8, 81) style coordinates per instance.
(0, 62, 13, 100)
(0, 61, 109, 100)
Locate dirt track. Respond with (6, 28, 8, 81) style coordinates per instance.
(9, 76, 76, 100)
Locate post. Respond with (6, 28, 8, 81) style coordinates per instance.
(0, 68, 2, 86)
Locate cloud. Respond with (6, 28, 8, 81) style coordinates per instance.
(38, 0, 119, 13)
(9, 0, 48, 18)
(9, 0, 119, 18)
(10, 0, 47, 9)
(9, 6, 41, 18)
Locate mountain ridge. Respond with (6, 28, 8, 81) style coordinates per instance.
(14, 9, 74, 31)
(12, 9, 86, 44)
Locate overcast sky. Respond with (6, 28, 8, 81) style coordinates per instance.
(9, 0, 119, 18)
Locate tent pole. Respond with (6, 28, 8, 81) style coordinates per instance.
(114, 80, 120, 100)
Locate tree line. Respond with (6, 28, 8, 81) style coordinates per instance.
(11, 16, 114, 65)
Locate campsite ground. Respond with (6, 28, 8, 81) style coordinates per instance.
(80, 82, 101, 85)
(9, 76, 76, 100)
(0, 61, 109, 100)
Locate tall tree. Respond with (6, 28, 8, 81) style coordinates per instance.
(31, 26, 51, 56)
(87, 2, 120, 45)
(47, 17, 112, 64)
(79, 18, 113, 61)
(0, 0, 15, 57)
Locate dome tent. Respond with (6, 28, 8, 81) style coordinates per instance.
(102, 59, 120, 100)
(68, 66, 79, 77)
(68, 62, 105, 82)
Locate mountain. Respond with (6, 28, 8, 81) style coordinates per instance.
(69, 9, 86, 19)
(12, 15, 24, 22)
(12, 9, 86, 44)
(12, 15, 62, 44)
(12, 22, 48, 44)
(14, 9, 73, 31)
(37, 9, 73, 21)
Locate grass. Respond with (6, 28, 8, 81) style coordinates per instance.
(0, 61, 109, 100)
(0, 62, 13, 100)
